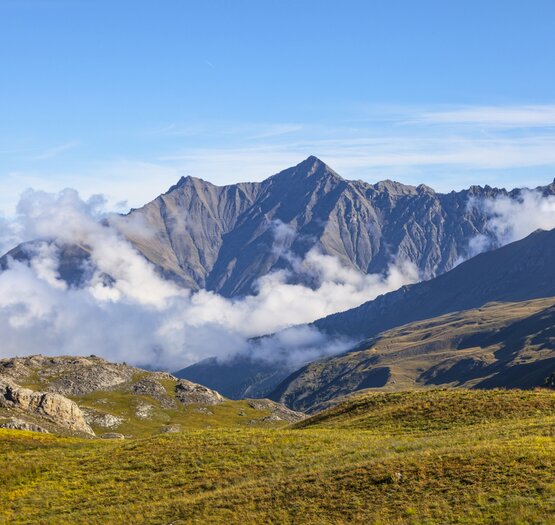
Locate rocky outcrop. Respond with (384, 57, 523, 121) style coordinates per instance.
(0, 355, 137, 396)
(0, 355, 303, 436)
(82, 409, 124, 429)
(100, 432, 125, 439)
(246, 399, 305, 423)
(132, 377, 175, 408)
(0, 417, 49, 433)
(0, 380, 94, 435)
(174, 380, 225, 405)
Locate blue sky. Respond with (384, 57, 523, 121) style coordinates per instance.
(1, 0, 555, 213)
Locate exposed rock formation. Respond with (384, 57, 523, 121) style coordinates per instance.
(174, 379, 224, 405)
(0, 417, 49, 433)
(0, 380, 94, 435)
(246, 399, 305, 423)
(0, 355, 304, 436)
(0, 355, 137, 396)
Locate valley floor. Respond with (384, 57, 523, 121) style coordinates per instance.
(1, 389, 554, 524)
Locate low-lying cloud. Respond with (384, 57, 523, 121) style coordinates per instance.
(0, 188, 418, 371)
(468, 189, 555, 255)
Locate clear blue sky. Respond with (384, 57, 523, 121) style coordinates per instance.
(1, 0, 555, 213)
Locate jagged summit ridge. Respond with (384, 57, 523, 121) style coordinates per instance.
(2, 157, 555, 297)
(111, 158, 555, 296)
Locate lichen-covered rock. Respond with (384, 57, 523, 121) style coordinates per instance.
(135, 402, 154, 419)
(247, 399, 305, 423)
(175, 380, 224, 405)
(0, 379, 94, 435)
(82, 409, 124, 429)
(161, 424, 181, 433)
(0, 417, 49, 433)
(100, 432, 125, 439)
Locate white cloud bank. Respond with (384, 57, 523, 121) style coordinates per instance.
(468, 189, 555, 255)
(2, 183, 554, 372)
(0, 188, 418, 370)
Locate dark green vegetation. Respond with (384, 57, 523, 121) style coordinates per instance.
(1, 389, 554, 524)
(272, 297, 555, 411)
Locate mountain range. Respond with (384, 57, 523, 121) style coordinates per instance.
(94, 156, 555, 296)
(1, 156, 554, 409)
(181, 228, 555, 400)
(4, 156, 554, 298)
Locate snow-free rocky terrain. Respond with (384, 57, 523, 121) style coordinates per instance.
(4, 156, 555, 297)
(0, 355, 304, 437)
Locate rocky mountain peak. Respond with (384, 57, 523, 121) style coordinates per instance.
(269, 155, 343, 184)
(165, 174, 214, 194)
(2, 157, 555, 299)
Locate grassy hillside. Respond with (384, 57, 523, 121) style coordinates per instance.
(1, 389, 554, 524)
(272, 298, 555, 411)
(0, 355, 303, 437)
(295, 388, 555, 431)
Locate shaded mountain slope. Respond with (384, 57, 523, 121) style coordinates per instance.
(180, 229, 555, 400)
(313, 227, 555, 340)
(271, 298, 555, 411)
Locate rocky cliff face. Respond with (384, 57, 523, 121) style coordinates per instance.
(120, 156, 548, 297)
(5, 156, 553, 298)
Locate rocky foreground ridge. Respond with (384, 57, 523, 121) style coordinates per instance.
(0, 355, 304, 437)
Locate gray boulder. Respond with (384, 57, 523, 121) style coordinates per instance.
(0, 379, 94, 435)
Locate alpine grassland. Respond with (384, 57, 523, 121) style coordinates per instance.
(1, 388, 554, 524)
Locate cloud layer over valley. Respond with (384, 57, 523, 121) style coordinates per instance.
(0, 188, 418, 370)
(1, 181, 555, 372)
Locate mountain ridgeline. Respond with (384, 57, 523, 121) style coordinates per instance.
(181, 229, 555, 400)
(5, 156, 554, 297)
(312, 227, 555, 340)
(116, 156, 554, 296)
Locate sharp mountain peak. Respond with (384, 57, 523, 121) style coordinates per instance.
(166, 156, 342, 195)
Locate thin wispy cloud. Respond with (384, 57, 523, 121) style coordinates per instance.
(31, 140, 80, 160)
(415, 105, 555, 128)
(155, 133, 555, 186)
(248, 124, 303, 139)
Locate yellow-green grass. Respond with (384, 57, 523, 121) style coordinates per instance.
(73, 390, 286, 437)
(1, 368, 296, 437)
(296, 388, 555, 432)
(1, 389, 554, 524)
